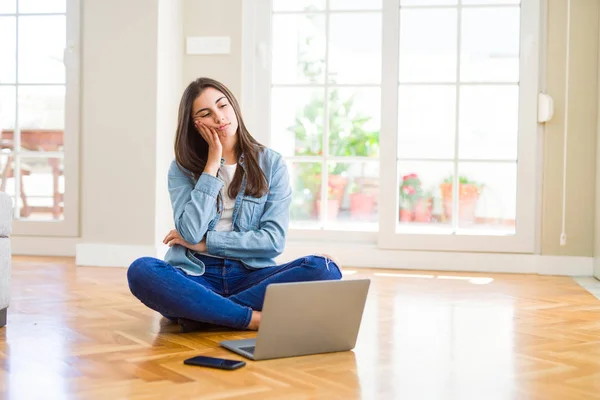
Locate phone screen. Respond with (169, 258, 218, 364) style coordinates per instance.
(184, 356, 245, 369)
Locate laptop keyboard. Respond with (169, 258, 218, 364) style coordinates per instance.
(239, 346, 255, 354)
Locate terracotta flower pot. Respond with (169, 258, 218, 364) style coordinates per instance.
(440, 183, 480, 223)
(315, 199, 340, 220)
(349, 193, 375, 219)
(326, 175, 348, 203)
(413, 198, 432, 222)
(399, 209, 412, 222)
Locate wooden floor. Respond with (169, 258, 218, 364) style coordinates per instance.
(2, 257, 600, 400)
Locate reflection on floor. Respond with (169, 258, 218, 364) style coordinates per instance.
(574, 276, 600, 300)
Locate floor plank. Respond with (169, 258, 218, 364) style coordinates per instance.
(2, 256, 600, 400)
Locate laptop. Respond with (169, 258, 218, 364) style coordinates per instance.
(220, 278, 370, 361)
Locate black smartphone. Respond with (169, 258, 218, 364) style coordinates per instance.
(183, 355, 246, 370)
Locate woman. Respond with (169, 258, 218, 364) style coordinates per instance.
(127, 77, 342, 331)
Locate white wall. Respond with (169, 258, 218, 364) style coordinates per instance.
(542, 0, 599, 257)
(81, 0, 159, 246)
(182, 0, 243, 96)
(76, 0, 183, 264)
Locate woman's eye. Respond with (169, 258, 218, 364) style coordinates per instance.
(220, 104, 228, 108)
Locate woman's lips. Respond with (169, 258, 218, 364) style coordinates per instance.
(218, 123, 230, 131)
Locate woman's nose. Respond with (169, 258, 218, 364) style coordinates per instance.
(213, 112, 224, 124)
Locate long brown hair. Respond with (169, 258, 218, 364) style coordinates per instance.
(174, 77, 268, 198)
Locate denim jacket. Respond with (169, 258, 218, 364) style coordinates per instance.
(163, 147, 291, 276)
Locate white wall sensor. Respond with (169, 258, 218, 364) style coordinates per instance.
(538, 93, 554, 123)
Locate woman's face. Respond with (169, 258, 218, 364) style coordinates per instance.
(191, 87, 238, 138)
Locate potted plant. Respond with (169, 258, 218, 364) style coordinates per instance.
(289, 90, 379, 220)
(399, 173, 431, 222)
(439, 175, 483, 223)
(287, 39, 380, 221)
(413, 189, 433, 222)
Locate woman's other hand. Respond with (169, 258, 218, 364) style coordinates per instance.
(163, 229, 207, 252)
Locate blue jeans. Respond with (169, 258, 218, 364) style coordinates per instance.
(127, 254, 342, 330)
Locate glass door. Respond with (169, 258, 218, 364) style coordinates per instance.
(247, 0, 540, 253)
(0, 0, 79, 236)
(378, 0, 539, 253)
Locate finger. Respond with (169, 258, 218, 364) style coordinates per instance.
(211, 129, 221, 144)
(197, 124, 210, 142)
(203, 128, 216, 146)
(169, 238, 190, 249)
(200, 122, 214, 136)
(209, 125, 220, 140)
(193, 119, 204, 129)
(206, 128, 217, 144)
(194, 120, 208, 136)
(167, 238, 181, 247)
(164, 231, 179, 244)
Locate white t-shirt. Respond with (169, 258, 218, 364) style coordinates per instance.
(215, 163, 237, 232)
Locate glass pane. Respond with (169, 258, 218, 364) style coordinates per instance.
(18, 15, 66, 83)
(0, 153, 14, 201)
(398, 85, 456, 159)
(457, 163, 516, 234)
(289, 161, 321, 225)
(329, 13, 381, 84)
(18, 157, 64, 221)
(330, 0, 382, 10)
(273, 0, 324, 12)
(401, 0, 457, 5)
(271, 88, 323, 157)
(18, 85, 64, 130)
(272, 14, 326, 84)
(397, 162, 453, 229)
(461, 8, 520, 82)
(0, 17, 16, 83)
(18, 0, 65, 13)
(463, 0, 519, 4)
(0, 0, 15, 13)
(399, 9, 457, 83)
(326, 162, 379, 228)
(459, 85, 518, 160)
(0, 86, 16, 151)
(329, 87, 380, 158)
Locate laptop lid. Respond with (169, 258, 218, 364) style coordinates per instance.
(253, 279, 370, 360)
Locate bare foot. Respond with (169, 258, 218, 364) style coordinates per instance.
(247, 311, 262, 330)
